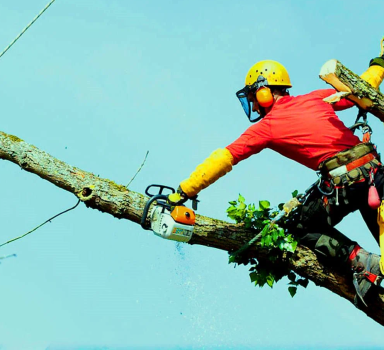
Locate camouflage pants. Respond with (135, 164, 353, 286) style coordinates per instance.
(294, 167, 384, 264)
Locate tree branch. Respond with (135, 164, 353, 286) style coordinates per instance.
(319, 59, 384, 121)
(1, 131, 384, 325)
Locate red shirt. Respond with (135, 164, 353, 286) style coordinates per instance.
(226, 89, 360, 170)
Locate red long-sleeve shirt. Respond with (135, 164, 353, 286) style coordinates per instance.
(226, 89, 360, 170)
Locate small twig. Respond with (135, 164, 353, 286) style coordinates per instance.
(0, 0, 57, 60)
(126, 150, 149, 188)
(0, 199, 80, 248)
(0, 254, 16, 260)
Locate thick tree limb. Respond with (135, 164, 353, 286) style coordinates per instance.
(1, 131, 384, 325)
(319, 59, 384, 121)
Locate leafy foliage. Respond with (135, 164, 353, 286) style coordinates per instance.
(227, 194, 308, 297)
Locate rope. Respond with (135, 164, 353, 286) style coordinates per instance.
(0, 0, 57, 60)
(0, 199, 80, 248)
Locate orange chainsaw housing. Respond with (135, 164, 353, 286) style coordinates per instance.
(171, 206, 196, 225)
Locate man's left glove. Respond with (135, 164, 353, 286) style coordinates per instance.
(361, 56, 384, 89)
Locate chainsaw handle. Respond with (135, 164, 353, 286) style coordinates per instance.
(140, 194, 168, 230)
(145, 184, 175, 197)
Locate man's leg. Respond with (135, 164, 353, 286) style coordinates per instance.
(295, 185, 383, 307)
(294, 190, 357, 264)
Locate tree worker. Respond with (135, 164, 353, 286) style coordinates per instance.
(168, 52, 384, 307)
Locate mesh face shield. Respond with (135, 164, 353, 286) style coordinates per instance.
(236, 76, 268, 123)
(236, 88, 251, 120)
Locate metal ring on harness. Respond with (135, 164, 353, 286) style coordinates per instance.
(316, 175, 334, 196)
(349, 122, 372, 134)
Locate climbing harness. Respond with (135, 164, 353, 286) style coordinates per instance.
(317, 108, 381, 211)
(316, 108, 384, 305)
(0, 0, 57, 60)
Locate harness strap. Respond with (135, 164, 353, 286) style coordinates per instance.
(328, 153, 377, 178)
(319, 143, 377, 172)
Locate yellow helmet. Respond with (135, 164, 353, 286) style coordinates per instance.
(245, 60, 292, 88)
(236, 60, 291, 122)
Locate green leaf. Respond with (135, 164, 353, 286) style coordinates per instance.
(225, 190, 306, 294)
(290, 240, 298, 252)
(272, 229, 278, 242)
(259, 200, 270, 210)
(238, 202, 246, 210)
(285, 243, 296, 253)
(297, 278, 309, 288)
(228, 254, 237, 264)
(264, 235, 272, 247)
(261, 224, 270, 236)
(277, 239, 288, 251)
(288, 272, 296, 282)
(243, 218, 252, 228)
(288, 286, 297, 297)
(250, 272, 258, 283)
(266, 274, 274, 288)
(291, 190, 298, 198)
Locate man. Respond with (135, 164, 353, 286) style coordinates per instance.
(169, 54, 384, 306)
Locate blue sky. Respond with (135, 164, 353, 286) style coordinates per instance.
(0, 0, 384, 349)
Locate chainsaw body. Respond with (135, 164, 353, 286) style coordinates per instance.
(141, 185, 195, 243)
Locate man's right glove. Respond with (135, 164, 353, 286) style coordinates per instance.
(179, 148, 234, 198)
(167, 186, 188, 206)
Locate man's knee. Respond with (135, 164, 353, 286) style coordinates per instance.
(300, 232, 355, 264)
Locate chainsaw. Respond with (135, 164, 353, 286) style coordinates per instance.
(140, 184, 196, 242)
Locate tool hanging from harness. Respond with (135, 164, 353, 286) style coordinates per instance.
(317, 108, 381, 210)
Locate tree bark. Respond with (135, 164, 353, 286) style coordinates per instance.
(319, 59, 384, 121)
(1, 131, 384, 325)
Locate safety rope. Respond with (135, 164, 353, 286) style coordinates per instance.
(0, 0, 57, 60)
(0, 199, 80, 248)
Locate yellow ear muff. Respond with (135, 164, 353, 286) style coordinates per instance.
(256, 87, 274, 108)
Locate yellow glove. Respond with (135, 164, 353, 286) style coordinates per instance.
(167, 187, 189, 206)
(180, 148, 234, 197)
(360, 37, 384, 89)
(360, 65, 384, 89)
(377, 201, 384, 274)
